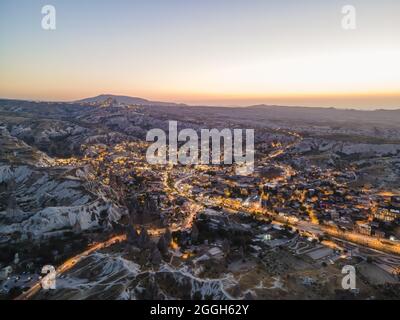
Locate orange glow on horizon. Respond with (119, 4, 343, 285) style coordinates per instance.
(1, 89, 399, 109)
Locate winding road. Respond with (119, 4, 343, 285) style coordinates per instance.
(15, 235, 126, 300)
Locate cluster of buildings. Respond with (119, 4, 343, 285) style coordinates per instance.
(175, 160, 400, 243)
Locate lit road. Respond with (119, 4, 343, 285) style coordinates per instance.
(212, 190, 400, 256)
(15, 235, 126, 300)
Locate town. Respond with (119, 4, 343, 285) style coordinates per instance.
(0, 97, 399, 300)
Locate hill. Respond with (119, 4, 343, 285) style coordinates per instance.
(75, 94, 186, 107)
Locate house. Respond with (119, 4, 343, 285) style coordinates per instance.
(356, 222, 372, 236)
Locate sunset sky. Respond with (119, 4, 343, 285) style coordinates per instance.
(0, 0, 399, 109)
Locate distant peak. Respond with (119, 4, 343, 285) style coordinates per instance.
(75, 94, 186, 107)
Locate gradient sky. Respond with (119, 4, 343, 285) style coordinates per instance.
(0, 0, 399, 109)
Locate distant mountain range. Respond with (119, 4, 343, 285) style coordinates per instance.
(1, 95, 399, 115)
(244, 104, 400, 124)
(75, 94, 187, 107)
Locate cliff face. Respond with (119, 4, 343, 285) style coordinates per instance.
(0, 123, 127, 244)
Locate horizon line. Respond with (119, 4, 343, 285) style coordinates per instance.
(0, 94, 399, 112)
